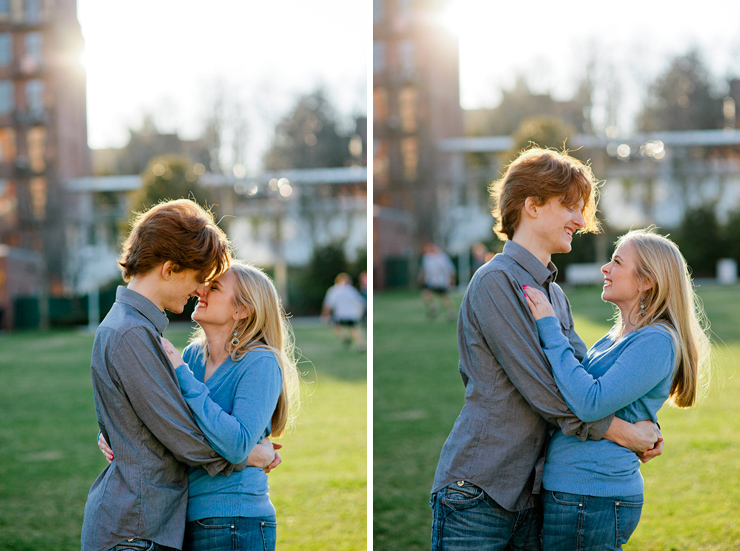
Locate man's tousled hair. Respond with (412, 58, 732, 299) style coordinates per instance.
(118, 199, 231, 283)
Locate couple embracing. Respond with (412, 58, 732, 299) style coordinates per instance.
(81, 199, 300, 551)
(431, 148, 711, 550)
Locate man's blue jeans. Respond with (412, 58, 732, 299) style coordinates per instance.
(184, 516, 277, 551)
(430, 481, 541, 551)
(542, 490, 643, 550)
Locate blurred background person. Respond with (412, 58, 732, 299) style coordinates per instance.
(321, 273, 366, 351)
(418, 243, 456, 321)
(471, 242, 489, 275)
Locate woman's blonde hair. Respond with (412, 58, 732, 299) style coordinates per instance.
(192, 260, 300, 436)
(608, 228, 711, 408)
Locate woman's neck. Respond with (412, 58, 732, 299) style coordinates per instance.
(202, 324, 231, 366)
(618, 302, 641, 337)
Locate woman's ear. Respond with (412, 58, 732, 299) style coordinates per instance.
(234, 304, 252, 321)
(640, 276, 654, 293)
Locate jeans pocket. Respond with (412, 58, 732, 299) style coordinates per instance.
(549, 491, 583, 507)
(440, 482, 486, 511)
(260, 520, 277, 551)
(195, 517, 235, 530)
(615, 498, 643, 546)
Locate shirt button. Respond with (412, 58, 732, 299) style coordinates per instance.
(457, 480, 464, 486)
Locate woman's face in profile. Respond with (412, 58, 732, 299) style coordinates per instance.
(601, 240, 644, 310)
(192, 268, 239, 327)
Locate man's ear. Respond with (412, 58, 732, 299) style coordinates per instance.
(160, 261, 174, 280)
(523, 197, 539, 218)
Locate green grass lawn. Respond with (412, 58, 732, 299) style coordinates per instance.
(0, 320, 366, 551)
(374, 285, 740, 551)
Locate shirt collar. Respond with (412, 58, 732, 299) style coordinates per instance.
(115, 286, 169, 335)
(502, 240, 558, 286)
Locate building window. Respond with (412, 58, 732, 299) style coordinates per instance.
(28, 127, 44, 172)
(373, 41, 385, 74)
(373, 0, 383, 22)
(0, 128, 16, 161)
(0, 80, 13, 114)
(399, 86, 418, 133)
(397, 0, 413, 17)
(10, 0, 22, 23)
(26, 79, 43, 113)
(0, 179, 16, 235)
(0, 33, 11, 66)
(0, 0, 9, 20)
(30, 176, 45, 221)
(373, 87, 388, 122)
(373, 139, 389, 189)
(22, 32, 42, 73)
(401, 137, 418, 180)
(398, 40, 415, 79)
(25, 0, 41, 24)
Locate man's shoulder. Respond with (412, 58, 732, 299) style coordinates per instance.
(472, 254, 517, 285)
(549, 280, 569, 300)
(97, 305, 157, 350)
(463, 256, 523, 313)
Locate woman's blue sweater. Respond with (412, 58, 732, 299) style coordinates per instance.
(536, 316, 675, 497)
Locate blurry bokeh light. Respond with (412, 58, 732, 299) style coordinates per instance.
(617, 144, 631, 158)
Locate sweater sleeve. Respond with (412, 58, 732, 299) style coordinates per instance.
(112, 327, 233, 476)
(175, 352, 283, 464)
(535, 316, 675, 422)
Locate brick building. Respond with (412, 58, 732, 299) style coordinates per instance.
(0, 0, 91, 328)
(373, 0, 463, 287)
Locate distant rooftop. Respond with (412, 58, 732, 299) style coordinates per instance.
(439, 129, 740, 153)
(65, 166, 368, 193)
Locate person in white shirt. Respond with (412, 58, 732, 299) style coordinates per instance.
(321, 273, 367, 351)
(419, 243, 456, 321)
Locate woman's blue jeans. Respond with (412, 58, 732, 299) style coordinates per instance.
(430, 481, 541, 550)
(542, 490, 643, 550)
(183, 516, 277, 551)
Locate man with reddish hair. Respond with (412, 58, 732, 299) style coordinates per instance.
(430, 148, 663, 550)
(82, 200, 275, 551)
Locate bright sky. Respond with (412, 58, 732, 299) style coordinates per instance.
(77, 0, 369, 170)
(443, 0, 740, 134)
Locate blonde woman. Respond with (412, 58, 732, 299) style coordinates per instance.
(524, 229, 710, 550)
(99, 261, 300, 551)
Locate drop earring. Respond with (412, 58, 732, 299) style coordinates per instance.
(640, 296, 646, 317)
(232, 329, 239, 346)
